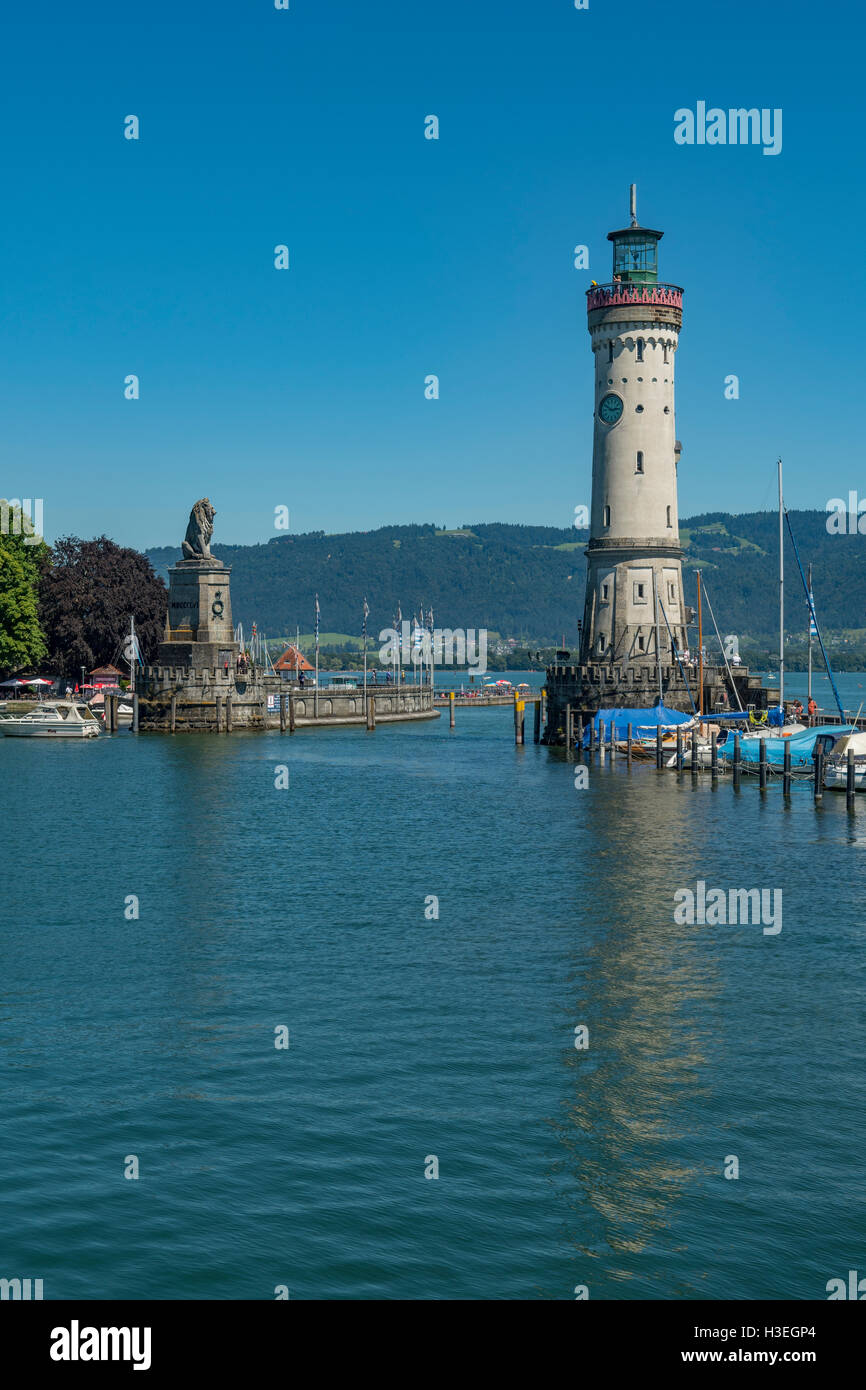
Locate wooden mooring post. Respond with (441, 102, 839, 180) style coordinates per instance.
(588, 713, 595, 755)
(626, 722, 632, 765)
(576, 716, 584, 754)
(656, 726, 663, 769)
(676, 728, 683, 772)
(783, 741, 792, 796)
(225, 694, 233, 733)
(759, 739, 767, 790)
(170, 693, 177, 733)
(449, 692, 455, 729)
(533, 698, 541, 744)
(710, 730, 717, 779)
(288, 691, 296, 733)
(367, 694, 376, 731)
(609, 718, 616, 760)
(814, 747, 824, 803)
(131, 692, 139, 733)
(215, 695, 222, 733)
(564, 703, 572, 751)
(691, 730, 699, 778)
(847, 747, 857, 812)
(732, 733, 741, 789)
(279, 693, 287, 732)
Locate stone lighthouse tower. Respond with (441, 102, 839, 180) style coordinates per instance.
(542, 188, 768, 741)
(580, 185, 687, 668)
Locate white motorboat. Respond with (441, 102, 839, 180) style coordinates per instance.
(0, 700, 102, 738)
(88, 692, 133, 727)
(823, 731, 866, 791)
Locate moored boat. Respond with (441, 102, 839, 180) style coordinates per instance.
(0, 701, 102, 738)
(823, 731, 866, 791)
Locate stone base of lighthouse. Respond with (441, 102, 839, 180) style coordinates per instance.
(542, 661, 773, 745)
(581, 540, 689, 668)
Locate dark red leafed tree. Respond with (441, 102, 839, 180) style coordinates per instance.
(39, 536, 168, 677)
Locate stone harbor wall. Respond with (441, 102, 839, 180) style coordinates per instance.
(543, 660, 774, 744)
(137, 665, 437, 731)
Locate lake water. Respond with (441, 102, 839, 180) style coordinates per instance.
(2, 679, 865, 1300)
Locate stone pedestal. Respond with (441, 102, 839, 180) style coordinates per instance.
(157, 559, 238, 670)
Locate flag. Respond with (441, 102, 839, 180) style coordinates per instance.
(122, 634, 143, 666)
(363, 596, 369, 639)
(808, 590, 817, 638)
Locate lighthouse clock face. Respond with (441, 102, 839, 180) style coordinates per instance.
(599, 392, 624, 425)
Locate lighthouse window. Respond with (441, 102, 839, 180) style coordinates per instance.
(666, 506, 672, 528)
(601, 582, 610, 600)
(634, 582, 647, 603)
(663, 344, 670, 364)
(668, 582, 677, 602)
(635, 404, 644, 413)
(608, 341, 614, 363)
(603, 505, 611, 527)
(636, 339, 644, 361)
(636, 451, 644, 473)
(637, 634, 646, 652)
(597, 635, 605, 653)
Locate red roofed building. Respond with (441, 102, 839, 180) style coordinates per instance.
(273, 645, 313, 680)
(90, 664, 125, 689)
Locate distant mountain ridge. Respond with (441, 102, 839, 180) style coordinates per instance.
(144, 511, 862, 644)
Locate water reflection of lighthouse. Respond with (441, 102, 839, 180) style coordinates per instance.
(549, 777, 727, 1296)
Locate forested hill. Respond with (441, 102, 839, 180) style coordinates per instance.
(145, 512, 863, 644)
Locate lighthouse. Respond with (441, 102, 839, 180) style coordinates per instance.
(580, 185, 687, 668)
(542, 187, 768, 741)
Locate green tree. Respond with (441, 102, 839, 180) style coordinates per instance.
(0, 502, 49, 675)
(39, 536, 168, 678)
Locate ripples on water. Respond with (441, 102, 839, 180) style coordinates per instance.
(1, 696, 864, 1299)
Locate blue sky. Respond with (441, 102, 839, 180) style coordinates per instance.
(1, 0, 862, 549)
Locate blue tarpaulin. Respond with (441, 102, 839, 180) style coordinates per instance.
(717, 724, 854, 769)
(582, 703, 693, 746)
(647, 706, 786, 725)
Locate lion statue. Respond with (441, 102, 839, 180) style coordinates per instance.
(182, 498, 216, 560)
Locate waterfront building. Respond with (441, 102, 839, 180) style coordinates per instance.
(273, 645, 314, 679)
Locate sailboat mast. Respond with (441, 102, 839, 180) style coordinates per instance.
(807, 561, 813, 706)
(697, 570, 704, 720)
(653, 578, 663, 703)
(778, 458, 784, 711)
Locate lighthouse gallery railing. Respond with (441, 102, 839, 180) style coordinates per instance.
(586, 282, 684, 311)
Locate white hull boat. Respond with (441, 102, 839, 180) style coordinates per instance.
(0, 701, 101, 738)
(823, 731, 866, 791)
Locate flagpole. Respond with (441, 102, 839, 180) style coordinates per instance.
(314, 594, 319, 718)
(363, 597, 369, 694)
